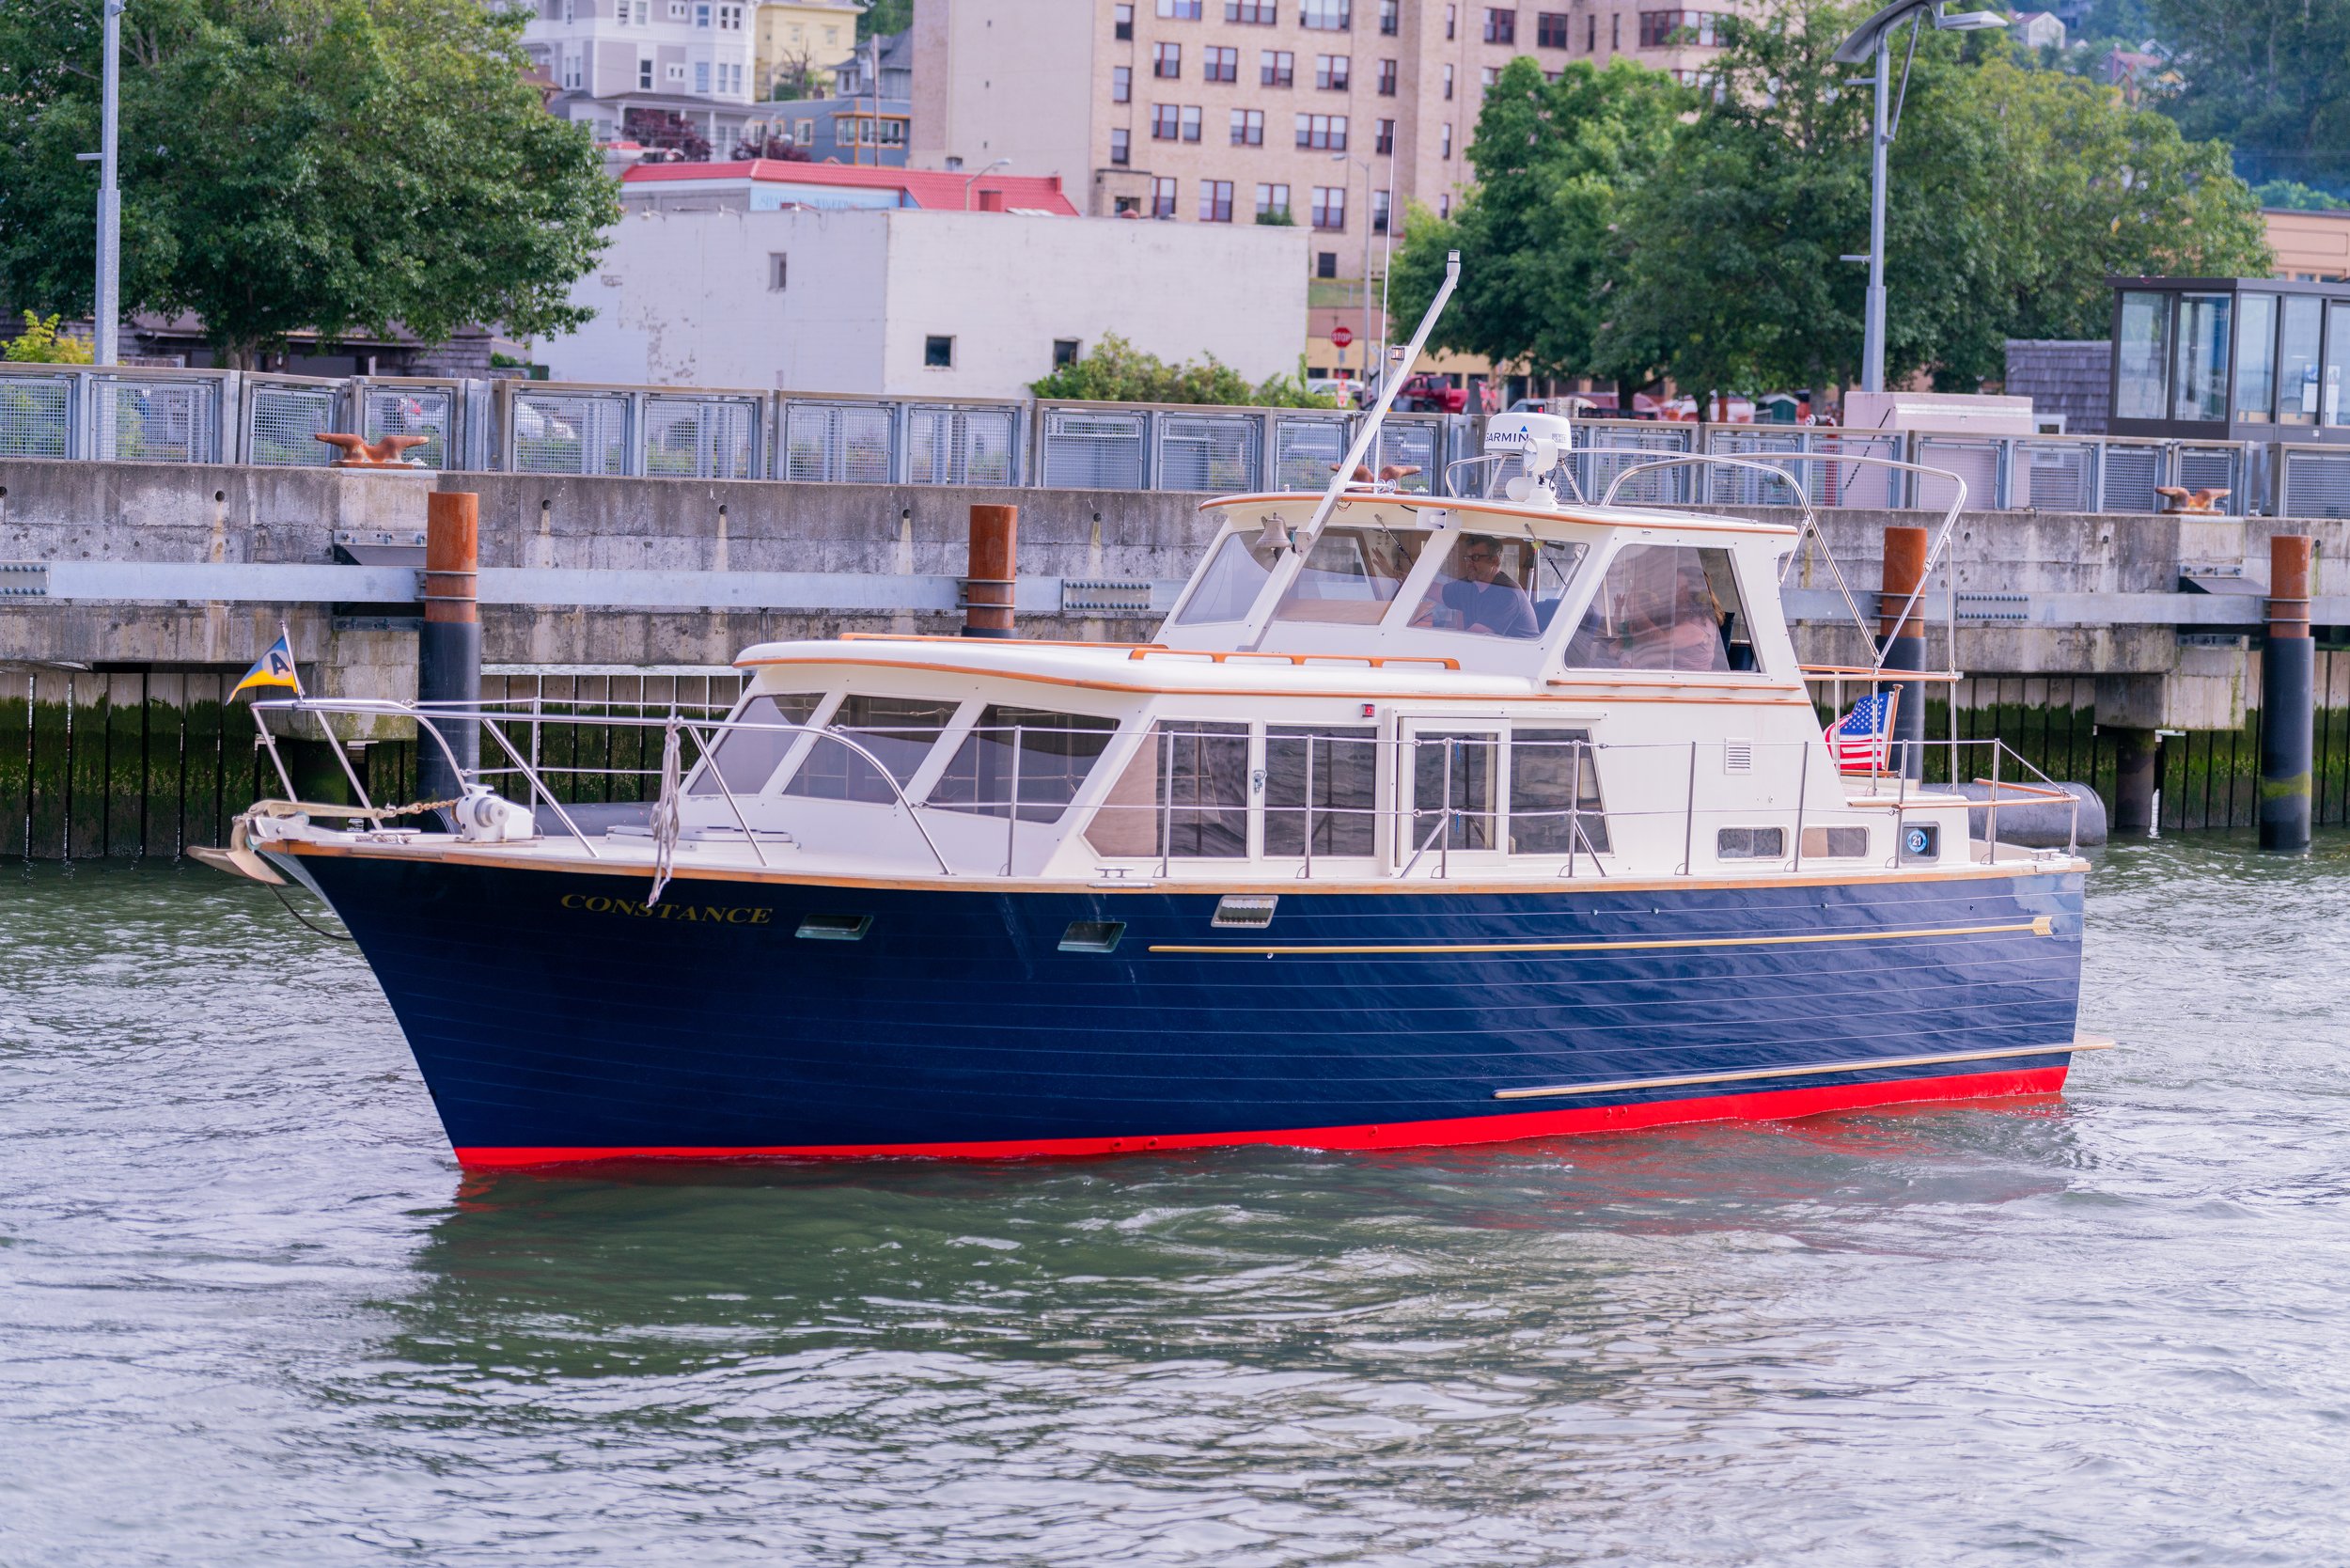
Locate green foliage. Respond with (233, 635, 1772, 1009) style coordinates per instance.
(2251, 179, 2350, 212)
(0, 0, 620, 367)
(1406, 0, 2268, 395)
(858, 0, 911, 39)
(1387, 57, 1690, 388)
(5, 312, 93, 363)
(1255, 207, 1297, 226)
(2152, 0, 2350, 195)
(1029, 334, 1340, 407)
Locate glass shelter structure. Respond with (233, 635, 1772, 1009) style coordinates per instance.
(2109, 276, 2350, 445)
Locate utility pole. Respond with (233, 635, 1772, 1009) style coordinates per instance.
(95, 0, 123, 366)
(1861, 29, 1888, 394)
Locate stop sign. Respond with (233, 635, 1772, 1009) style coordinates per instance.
(1330, 324, 1355, 349)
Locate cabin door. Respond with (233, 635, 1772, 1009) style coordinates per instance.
(1395, 719, 1505, 871)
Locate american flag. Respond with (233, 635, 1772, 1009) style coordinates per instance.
(1825, 692, 1895, 774)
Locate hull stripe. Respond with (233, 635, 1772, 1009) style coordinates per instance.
(1494, 1036, 2111, 1100)
(450, 1063, 2074, 1168)
(1152, 916, 2058, 958)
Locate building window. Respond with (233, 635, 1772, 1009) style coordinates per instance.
(562, 50, 582, 89)
(1261, 49, 1294, 86)
(1115, 3, 1134, 39)
(1438, 192, 1450, 218)
(1200, 180, 1235, 221)
(717, 2, 741, 26)
(1227, 0, 1277, 20)
(924, 336, 954, 368)
(1299, 0, 1350, 28)
(1182, 104, 1202, 139)
(1483, 7, 1514, 43)
(1152, 176, 1179, 217)
(1054, 338, 1082, 367)
(1480, 65, 1498, 91)
(1153, 41, 1182, 77)
(1440, 121, 1452, 157)
(1537, 9, 1568, 46)
(1295, 113, 1347, 149)
(1639, 9, 1723, 46)
(1110, 127, 1131, 164)
(1374, 118, 1393, 153)
(1586, 12, 1595, 49)
(1317, 251, 1339, 278)
(1152, 102, 1181, 138)
(695, 1, 710, 23)
(666, 60, 686, 81)
(1256, 181, 1292, 219)
(1380, 0, 1399, 33)
(1315, 54, 1350, 89)
(1205, 44, 1239, 80)
(1371, 189, 1390, 232)
(1311, 185, 1345, 228)
(1442, 64, 1454, 99)
(1445, 3, 1457, 38)
(1611, 13, 1621, 49)
(638, 55, 653, 88)
(1114, 195, 1144, 215)
(1376, 57, 1397, 94)
(769, 253, 789, 290)
(694, 59, 710, 92)
(1157, 0, 1203, 14)
(1113, 65, 1131, 102)
(1231, 108, 1264, 144)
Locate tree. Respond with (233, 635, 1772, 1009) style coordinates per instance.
(0, 0, 619, 368)
(1029, 334, 1340, 408)
(2152, 0, 2350, 196)
(1387, 56, 1689, 392)
(2252, 180, 2350, 212)
(5, 313, 93, 364)
(858, 0, 911, 39)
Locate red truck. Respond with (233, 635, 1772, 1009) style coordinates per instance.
(1385, 373, 1468, 414)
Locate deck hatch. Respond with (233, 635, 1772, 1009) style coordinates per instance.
(795, 913, 873, 941)
(1211, 895, 1278, 929)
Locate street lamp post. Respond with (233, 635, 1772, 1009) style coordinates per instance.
(963, 156, 1011, 211)
(96, 0, 123, 366)
(1834, 1, 2009, 394)
(1333, 149, 1387, 390)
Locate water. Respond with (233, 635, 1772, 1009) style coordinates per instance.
(4, 842, 2349, 1567)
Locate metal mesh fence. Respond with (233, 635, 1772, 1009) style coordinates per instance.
(1705, 429, 1807, 508)
(1579, 422, 1692, 505)
(1273, 416, 1347, 490)
(1041, 409, 1146, 489)
(0, 375, 72, 458)
(908, 406, 1019, 485)
(246, 383, 339, 466)
(361, 386, 455, 469)
(1155, 414, 1260, 493)
(783, 401, 895, 483)
(2013, 441, 2095, 511)
(512, 391, 628, 476)
(99, 379, 217, 463)
(2174, 445, 2240, 504)
(2280, 449, 2350, 519)
(645, 396, 759, 478)
(1913, 437, 2001, 511)
(2099, 443, 2163, 514)
(1373, 423, 1437, 492)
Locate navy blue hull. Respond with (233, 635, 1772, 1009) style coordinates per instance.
(290, 851, 2086, 1164)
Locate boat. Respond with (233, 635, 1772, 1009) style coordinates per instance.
(211, 259, 2092, 1168)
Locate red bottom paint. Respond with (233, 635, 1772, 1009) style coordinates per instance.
(452, 1064, 2071, 1169)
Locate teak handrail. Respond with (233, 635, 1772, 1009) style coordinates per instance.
(1127, 649, 1462, 670)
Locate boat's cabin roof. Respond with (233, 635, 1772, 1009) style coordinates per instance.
(1152, 491, 1801, 682)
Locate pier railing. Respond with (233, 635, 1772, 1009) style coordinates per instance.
(0, 361, 2297, 514)
(246, 702, 2080, 880)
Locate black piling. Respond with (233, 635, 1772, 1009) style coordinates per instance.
(417, 492, 481, 805)
(2260, 533, 2314, 851)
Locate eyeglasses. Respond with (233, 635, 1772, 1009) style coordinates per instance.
(1465, 552, 1500, 563)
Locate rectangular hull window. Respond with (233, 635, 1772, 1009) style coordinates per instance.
(1059, 920, 1126, 952)
(785, 695, 958, 803)
(1082, 722, 1249, 858)
(1509, 729, 1608, 854)
(796, 913, 871, 940)
(1716, 826, 1785, 859)
(1563, 543, 1751, 673)
(1800, 825, 1869, 859)
(1264, 726, 1378, 854)
(688, 693, 822, 796)
(929, 706, 1120, 823)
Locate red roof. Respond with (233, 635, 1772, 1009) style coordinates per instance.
(621, 160, 1077, 214)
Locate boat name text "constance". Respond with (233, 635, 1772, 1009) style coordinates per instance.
(558, 894, 775, 924)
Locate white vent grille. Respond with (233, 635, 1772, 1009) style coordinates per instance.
(1723, 740, 1754, 774)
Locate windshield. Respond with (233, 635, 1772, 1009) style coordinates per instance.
(1408, 535, 1589, 639)
(1274, 525, 1425, 625)
(1173, 531, 1282, 626)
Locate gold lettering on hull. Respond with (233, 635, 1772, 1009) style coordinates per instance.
(560, 893, 775, 925)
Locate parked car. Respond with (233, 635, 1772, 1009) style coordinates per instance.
(1389, 373, 1467, 414)
(1304, 377, 1359, 406)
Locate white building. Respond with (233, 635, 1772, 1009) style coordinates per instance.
(2013, 10, 2067, 49)
(520, 0, 760, 151)
(545, 196, 1309, 398)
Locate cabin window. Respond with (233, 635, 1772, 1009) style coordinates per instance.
(1059, 919, 1126, 952)
(688, 693, 822, 795)
(928, 706, 1120, 823)
(1716, 826, 1784, 859)
(1562, 544, 1752, 672)
(1272, 525, 1423, 624)
(1263, 725, 1378, 855)
(1082, 721, 1250, 857)
(1509, 729, 1608, 855)
(784, 695, 959, 803)
(1800, 825, 1869, 859)
(1174, 532, 1282, 625)
(1410, 730, 1500, 850)
(1408, 535, 1586, 638)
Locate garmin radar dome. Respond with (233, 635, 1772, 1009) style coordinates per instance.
(1482, 412, 1574, 504)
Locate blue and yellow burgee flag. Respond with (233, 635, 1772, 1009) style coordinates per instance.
(230, 632, 303, 698)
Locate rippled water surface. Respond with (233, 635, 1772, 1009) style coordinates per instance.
(5, 840, 2350, 1566)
